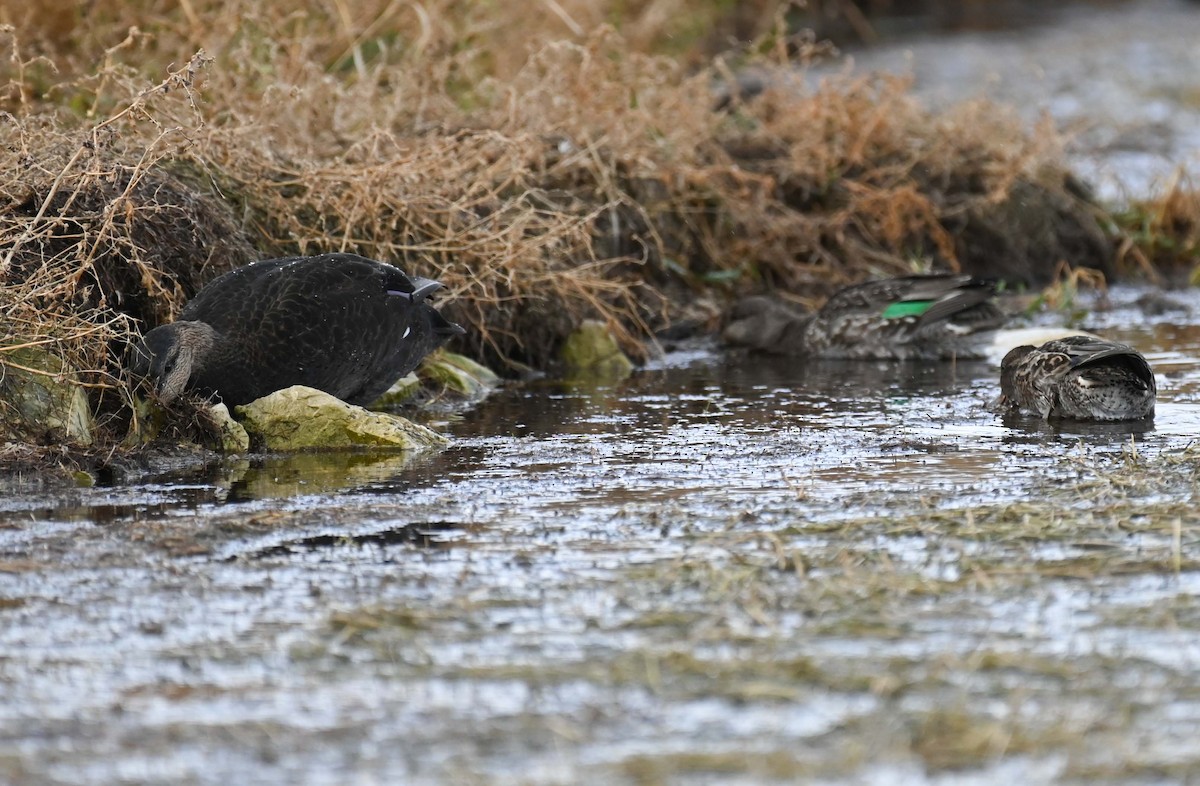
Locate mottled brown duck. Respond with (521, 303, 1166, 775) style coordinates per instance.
(993, 335, 1156, 422)
(138, 252, 464, 406)
(722, 275, 1007, 360)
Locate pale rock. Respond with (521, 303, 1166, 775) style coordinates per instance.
(207, 402, 250, 453)
(236, 385, 448, 451)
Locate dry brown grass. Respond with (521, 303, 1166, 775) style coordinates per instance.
(0, 2, 1125, 454)
(1113, 170, 1200, 283)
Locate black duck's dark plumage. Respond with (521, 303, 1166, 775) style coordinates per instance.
(722, 275, 1007, 360)
(993, 335, 1156, 422)
(138, 252, 464, 406)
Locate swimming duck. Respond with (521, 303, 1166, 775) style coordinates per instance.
(993, 335, 1155, 421)
(138, 252, 464, 406)
(722, 274, 1006, 360)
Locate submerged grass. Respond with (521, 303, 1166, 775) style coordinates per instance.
(0, 0, 1136, 459)
(298, 491, 1200, 780)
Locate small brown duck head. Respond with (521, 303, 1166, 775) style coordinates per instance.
(995, 344, 1037, 408)
(722, 295, 811, 354)
(139, 321, 217, 403)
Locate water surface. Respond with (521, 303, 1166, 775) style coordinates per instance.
(3, 286, 1200, 784)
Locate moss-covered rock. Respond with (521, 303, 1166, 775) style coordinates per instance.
(419, 351, 502, 401)
(371, 352, 501, 409)
(369, 373, 423, 409)
(235, 385, 448, 452)
(0, 346, 94, 445)
(206, 403, 250, 453)
(560, 320, 635, 382)
(122, 395, 160, 448)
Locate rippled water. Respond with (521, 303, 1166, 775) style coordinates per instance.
(8, 288, 1199, 523)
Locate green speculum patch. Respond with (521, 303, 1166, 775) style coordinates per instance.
(881, 300, 933, 319)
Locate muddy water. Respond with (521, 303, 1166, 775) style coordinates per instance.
(3, 286, 1200, 785)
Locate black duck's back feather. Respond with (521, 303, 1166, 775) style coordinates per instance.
(150, 252, 462, 406)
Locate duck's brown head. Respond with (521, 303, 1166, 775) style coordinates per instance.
(138, 321, 217, 402)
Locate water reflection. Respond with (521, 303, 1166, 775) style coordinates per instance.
(243, 520, 465, 558)
(996, 412, 1156, 439)
(222, 450, 448, 501)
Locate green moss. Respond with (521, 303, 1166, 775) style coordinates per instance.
(417, 350, 500, 401)
(560, 320, 635, 382)
(0, 346, 94, 446)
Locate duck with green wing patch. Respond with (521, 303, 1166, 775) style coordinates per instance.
(723, 274, 1007, 360)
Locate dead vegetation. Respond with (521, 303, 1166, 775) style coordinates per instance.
(1113, 170, 1200, 284)
(0, 0, 1167, 457)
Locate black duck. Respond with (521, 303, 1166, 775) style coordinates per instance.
(722, 275, 1006, 360)
(138, 252, 464, 407)
(993, 335, 1156, 422)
